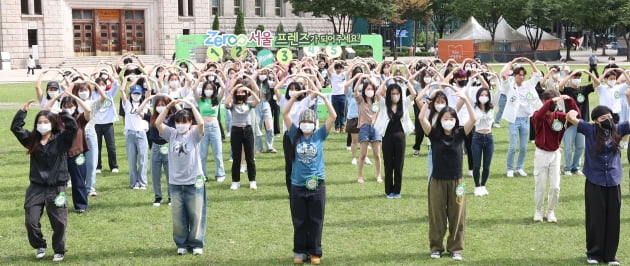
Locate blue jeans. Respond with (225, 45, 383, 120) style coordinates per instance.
(224, 108, 232, 132)
(125, 130, 148, 187)
(255, 102, 275, 152)
(494, 94, 507, 124)
(170, 184, 207, 249)
(562, 125, 585, 172)
(151, 144, 170, 199)
(85, 128, 98, 191)
(68, 153, 88, 210)
(471, 132, 494, 187)
(507, 117, 530, 171)
(331, 95, 346, 130)
(200, 121, 225, 179)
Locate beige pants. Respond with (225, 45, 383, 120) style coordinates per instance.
(428, 178, 466, 254)
(533, 148, 561, 212)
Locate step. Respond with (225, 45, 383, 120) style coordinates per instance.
(55, 55, 171, 69)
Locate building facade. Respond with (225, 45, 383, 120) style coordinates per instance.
(0, 0, 334, 68)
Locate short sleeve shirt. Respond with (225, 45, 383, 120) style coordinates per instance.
(288, 124, 329, 186)
(428, 126, 466, 179)
(160, 126, 204, 185)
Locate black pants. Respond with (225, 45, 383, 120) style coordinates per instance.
(270, 98, 281, 135)
(218, 108, 225, 140)
(383, 131, 405, 195)
(231, 126, 256, 182)
(27, 67, 35, 75)
(412, 103, 424, 151)
(290, 181, 325, 257)
(283, 133, 293, 195)
(464, 128, 473, 171)
(68, 153, 88, 210)
(585, 180, 620, 262)
(95, 123, 118, 170)
(24, 184, 67, 254)
(588, 64, 599, 81)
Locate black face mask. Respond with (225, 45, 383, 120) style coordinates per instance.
(548, 102, 556, 112)
(457, 80, 467, 87)
(600, 118, 614, 130)
(236, 95, 247, 101)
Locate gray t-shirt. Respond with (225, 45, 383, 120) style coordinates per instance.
(230, 103, 254, 127)
(160, 126, 204, 185)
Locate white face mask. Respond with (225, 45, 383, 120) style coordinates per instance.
(289, 90, 298, 98)
(175, 123, 189, 134)
(608, 80, 616, 87)
(423, 77, 432, 84)
(435, 103, 446, 112)
(204, 90, 214, 97)
(37, 123, 52, 134)
(571, 79, 581, 86)
(78, 91, 90, 100)
(169, 80, 180, 88)
(208, 76, 215, 82)
(553, 73, 560, 80)
(391, 95, 400, 103)
(300, 123, 315, 133)
(441, 119, 456, 131)
(478, 96, 489, 104)
(365, 90, 375, 98)
(131, 94, 142, 102)
(258, 75, 267, 81)
(155, 106, 166, 114)
(609, 60, 615, 65)
(48, 90, 59, 98)
(291, 68, 298, 73)
(63, 108, 76, 114)
(99, 85, 106, 91)
(508, 70, 514, 76)
(101, 74, 108, 80)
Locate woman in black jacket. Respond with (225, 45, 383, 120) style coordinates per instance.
(11, 99, 78, 262)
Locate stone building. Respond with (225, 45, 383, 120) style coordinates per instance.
(0, 0, 333, 68)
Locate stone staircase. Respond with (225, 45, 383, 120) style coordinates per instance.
(55, 55, 171, 69)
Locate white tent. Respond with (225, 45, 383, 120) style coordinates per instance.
(515, 25, 561, 50)
(494, 17, 528, 41)
(443, 17, 492, 41)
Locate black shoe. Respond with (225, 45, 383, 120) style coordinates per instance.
(167, 198, 172, 206)
(75, 209, 87, 214)
(153, 197, 162, 207)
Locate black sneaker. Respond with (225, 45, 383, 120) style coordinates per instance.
(167, 198, 172, 206)
(153, 197, 162, 207)
(413, 150, 420, 157)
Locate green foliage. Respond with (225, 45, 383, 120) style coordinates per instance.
(212, 14, 220, 31)
(295, 22, 305, 33)
(234, 11, 246, 35)
(276, 22, 285, 34)
(429, 0, 457, 38)
(255, 24, 265, 32)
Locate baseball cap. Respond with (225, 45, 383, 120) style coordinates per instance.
(130, 84, 143, 94)
(299, 109, 317, 123)
(46, 81, 60, 89)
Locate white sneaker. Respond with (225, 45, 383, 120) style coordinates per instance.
(481, 186, 489, 196)
(564, 171, 573, 176)
(216, 176, 226, 183)
(240, 164, 246, 173)
(249, 181, 257, 190)
(177, 248, 187, 255)
(467, 170, 473, 177)
(230, 182, 240, 190)
(111, 168, 119, 173)
(430, 252, 441, 259)
(586, 257, 599, 264)
(52, 254, 64, 262)
(35, 248, 46, 259)
(575, 170, 584, 176)
(88, 189, 97, 197)
(473, 187, 482, 196)
(351, 158, 357, 165)
(516, 169, 528, 177)
(493, 123, 501, 128)
(95, 169, 102, 174)
(346, 146, 351, 151)
(67, 180, 72, 188)
(192, 248, 203, 255)
(533, 210, 543, 222)
(364, 157, 372, 165)
(452, 253, 463, 261)
(547, 211, 557, 223)
(507, 170, 514, 178)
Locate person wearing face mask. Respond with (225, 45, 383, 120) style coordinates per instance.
(35, 70, 64, 111)
(327, 62, 347, 133)
(225, 85, 261, 190)
(253, 69, 278, 153)
(603, 56, 618, 71)
(422, 89, 450, 180)
(456, 70, 490, 177)
(194, 79, 226, 183)
(373, 82, 416, 198)
(501, 57, 543, 178)
(144, 94, 176, 206)
(354, 76, 383, 184)
(11, 99, 78, 262)
(91, 75, 120, 175)
(155, 99, 206, 256)
(566, 105, 630, 266)
(344, 69, 373, 167)
(559, 70, 600, 176)
(409, 68, 443, 157)
(283, 90, 336, 265)
(531, 90, 580, 223)
(596, 69, 630, 125)
(45, 91, 93, 214)
(120, 83, 150, 190)
(588, 51, 599, 81)
(419, 84, 476, 261)
(540, 66, 562, 92)
(469, 88, 494, 196)
(274, 78, 317, 195)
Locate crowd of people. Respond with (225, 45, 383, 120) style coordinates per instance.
(10, 51, 630, 264)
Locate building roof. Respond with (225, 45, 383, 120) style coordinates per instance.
(442, 17, 492, 41)
(515, 25, 560, 41)
(494, 17, 527, 41)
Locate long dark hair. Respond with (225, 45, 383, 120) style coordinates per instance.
(593, 123, 621, 156)
(385, 83, 403, 119)
(475, 87, 494, 111)
(360, 78, 375, 104)
(428, 91, 449, 123)
(150, 95, 173, 125)
(26, 111, 63, 155)
(285, 81, 306, 101)
(432, 106, 460, 135)
(60, 97, 78, 116)
(200, 81, 219, 106)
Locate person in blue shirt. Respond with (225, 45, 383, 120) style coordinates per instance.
(567, 105, 630, 266)
(283, 89, 336, 265)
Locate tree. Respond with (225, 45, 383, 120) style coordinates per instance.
(212, 14, 220, 31)
(285, 0, 396, 34)
(582, 0, 625, 56)
(430, 0, 457, 39)
(256, 24, 265, 32)
(397, 0, 431, 54)
(451, 0, 525, 45)
(295, 22, 305, 33)
(620, 1, 630, 60)
(234, 11, 246, 35)
(553, 0, 586, 60)
(276, 22, 285, 34)
(520, 0, 558, 53)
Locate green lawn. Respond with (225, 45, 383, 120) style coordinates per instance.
(1, 75, 629, 265)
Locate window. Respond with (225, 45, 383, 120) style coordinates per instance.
(274, 0, 283, 17)
(33, 0, 42, 15)
(21, 0, 29, 14)
(211, 0, 220, 16)
(183, 29, 190, 35)
(178, 0, 184, 16)
(72, 10, 94, 21)
(178, 0, 194, 16)
(255, 0, 263, 17)
(28, 29, 38, 47)
(234, 0, 242, 15)
(187, 0, 194, 16)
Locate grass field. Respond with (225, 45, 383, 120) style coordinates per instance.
(1, 69, 630, 265)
